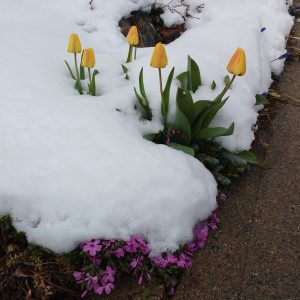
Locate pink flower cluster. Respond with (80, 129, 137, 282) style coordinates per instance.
(74, 211, 220, 298)
(74, 265, 116, 297)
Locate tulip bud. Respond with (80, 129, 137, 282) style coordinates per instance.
(150, 43, 168, 69)
(67, 33, 82, 53)
(126, 26, 139, 46)
(227, 48, 246, 76)
(81, 48, 96, 68)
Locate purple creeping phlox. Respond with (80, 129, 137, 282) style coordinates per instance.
(73, 211, 221, 298)
(82, 239, 102, 256)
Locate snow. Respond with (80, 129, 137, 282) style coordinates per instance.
(0, 0, 293, 254)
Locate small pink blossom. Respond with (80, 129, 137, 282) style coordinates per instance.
(102, 266, 116, 283)
(82, 240, 102, 257)
(130, 256, 144, 269)
(85, 274, 99, 292)
(96, 283, 114, 295)
(114, 247, 125, 257)
(73, 271, 83, 282)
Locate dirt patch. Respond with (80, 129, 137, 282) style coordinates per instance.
(119, 8, 185, 47)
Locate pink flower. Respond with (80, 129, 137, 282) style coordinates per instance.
(102, 266, 116, 284)
(208, 212, 219, 231)
(114, 247, 125, 257)
(130, 256, 144, 269)
(91, 256, 101, 265)
(165, 253, 177, 264)
(96, 283, 114, 295)
(85, 274, 99, 292)
(151, 256, 168, 268)
(102, 239, 115, 249)
(73, 271, 83, 282)
(177, 253, 192, 268)
(82, 240, 102, 257)
(196, 225, 208, 248)
(124, 236, 149, 254)
(187, 241, 198, 252)
(124, 237, 139, 253)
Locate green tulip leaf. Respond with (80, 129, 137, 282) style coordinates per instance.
(191, 100, 212, 125)
(168, 143, 195, 156)
(176, 71, 188, 90)
(121, 64, 128, 74)
(161, 67, 175, 120)
(224, 75, 231, 88)
(211, 80, 217, 90)
(64, 60, 76, 80)
(134, 87, 148, 108)
(75, 79, 83, 95)
(200, 96, 229, 129)
(91, 69, 99, 96)
(187, 55, 201, 93)
(193, 122, 235, 142)
(139, 68, 147, 100)
(143, 133, 157, 141)
(176, 87, 194, 124)
(234, 150, 258, 164)
(174, 107, 191, 145)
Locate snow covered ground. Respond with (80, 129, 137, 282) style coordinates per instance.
(0, 0, 293, 254)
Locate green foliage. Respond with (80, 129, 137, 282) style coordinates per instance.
(75, 79, 83, 95)
(211, 80, 216, 90)
(176, 71, 188, 90)
(192, 123, 235, 140)
(80, 65, 85, 80)
(168, 142, 195, 156)
(134, 68, 152, 120)
(234, 150, 258, 164)
(187, 55, 202, 92)
(224, 75, 231, 88)
(174, 87, 234, 144)
(136, 54, 256, 173)
(161, 67, 175, 126)
(176, 56, 201, 92)
(64, 60, 76, 80)
(255, 94, 269, 105)
(88, 69, 99, 96)
(121, 64, 130, 80)
(196, 140, 253, 186)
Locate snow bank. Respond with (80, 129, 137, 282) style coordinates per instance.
(0, 0, 293, 253)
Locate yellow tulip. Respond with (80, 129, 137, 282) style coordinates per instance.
(67, 33, 82, 53)
(81, 48, 96, 68)
(126, 26, 139, 46)
(227, 48, 246, 76)
(150, 43, 168, 69)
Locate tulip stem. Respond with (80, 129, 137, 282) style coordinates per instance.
(74, 53, 80, 80)
(74, 53, 83, 95)
(228, 75, 236, 90)
(134, 46, 137, 60)
(216, 75, 236, 101)
(88, 68, 92, 83)
(126, 45, 133, 63)
(158, 68, 163, 94)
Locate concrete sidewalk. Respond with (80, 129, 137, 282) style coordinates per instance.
(174, 16, 300, 300)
